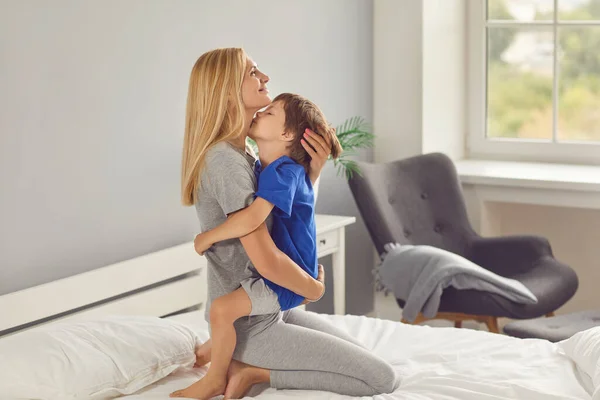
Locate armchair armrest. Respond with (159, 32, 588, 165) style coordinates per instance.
(468, 235, 553, 277)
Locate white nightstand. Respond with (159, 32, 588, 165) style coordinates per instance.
(310, 214, 356, 315)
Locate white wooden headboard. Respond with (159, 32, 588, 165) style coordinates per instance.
(0, 241, 207, 336)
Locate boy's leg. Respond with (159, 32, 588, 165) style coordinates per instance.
(207, 288, 252, 377)
(170, 288, 251, 399)
(194, 339, 212, 367)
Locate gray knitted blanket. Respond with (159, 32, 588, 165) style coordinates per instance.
(377, 243, 538, 323)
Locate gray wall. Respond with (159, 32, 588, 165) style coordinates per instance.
(0, 0, 375, 314)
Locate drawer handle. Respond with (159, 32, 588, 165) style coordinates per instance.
(319, 239, 327, 245)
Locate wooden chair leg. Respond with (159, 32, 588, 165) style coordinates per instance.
(484, 316, 499, 333)
(546, 312, 555, 318)
(413, 314, 429, 324)
(402, 313, 428, 325)
(402, 313, 500, 334)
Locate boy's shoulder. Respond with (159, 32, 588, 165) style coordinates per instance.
(268, 156, 305, 176)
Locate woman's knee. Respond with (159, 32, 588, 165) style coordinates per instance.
(372, 361, 397, 394)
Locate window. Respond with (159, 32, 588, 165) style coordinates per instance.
(468, 0, 600, 164)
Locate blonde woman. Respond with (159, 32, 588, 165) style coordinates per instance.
(175, 48, 396, 399)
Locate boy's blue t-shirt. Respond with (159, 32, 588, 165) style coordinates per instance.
(254, 156, 317, 310)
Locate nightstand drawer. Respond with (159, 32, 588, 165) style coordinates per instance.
(317, 230, 339, 255)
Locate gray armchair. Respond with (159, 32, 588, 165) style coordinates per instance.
(348, 153, 578, 332)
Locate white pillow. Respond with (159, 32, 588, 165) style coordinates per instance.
(557, 326, 600, 399)
(0, 315, 200, 399)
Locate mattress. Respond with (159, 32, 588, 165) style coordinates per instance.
(123, 310, 594, 399)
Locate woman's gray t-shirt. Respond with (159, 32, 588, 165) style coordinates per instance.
(195, 141, 272, 322)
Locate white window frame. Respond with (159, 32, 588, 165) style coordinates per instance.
(467, 0, 600, 165)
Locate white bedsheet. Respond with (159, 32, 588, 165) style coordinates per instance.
(124, 311, 594, 400)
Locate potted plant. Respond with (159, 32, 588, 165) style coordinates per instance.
(247, 116, 374, 199)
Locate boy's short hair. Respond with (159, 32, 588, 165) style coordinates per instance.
(272, 93, 343, 172)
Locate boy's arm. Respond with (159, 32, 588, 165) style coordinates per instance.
(195, 198, 274, 254)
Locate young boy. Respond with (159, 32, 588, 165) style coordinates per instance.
(170, 93, 342, 399)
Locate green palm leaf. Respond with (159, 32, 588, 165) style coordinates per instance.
(333, 116, 374, 179)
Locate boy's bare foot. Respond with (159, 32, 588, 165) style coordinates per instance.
(169, 372, 226, 399)
(194, 340, 212, 368)
(223, 360, 268, 400)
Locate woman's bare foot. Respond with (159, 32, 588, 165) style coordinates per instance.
(223, 360, 269, 400)
(194, 340, 212, 368)
(169, 372, 226, 399)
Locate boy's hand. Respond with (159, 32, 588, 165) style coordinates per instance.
(193, 233, 212, 255)
(301, 264, 325, 305)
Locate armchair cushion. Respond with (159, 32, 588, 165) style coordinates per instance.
(469, 235, 553, 277)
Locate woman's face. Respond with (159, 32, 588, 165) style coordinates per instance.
(241, 57, 271, 111)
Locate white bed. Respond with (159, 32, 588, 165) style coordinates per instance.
(120, 309, 592, 400)
(1, 240, 597, 400)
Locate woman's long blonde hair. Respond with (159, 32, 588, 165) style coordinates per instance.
(181, 48, 247, 206)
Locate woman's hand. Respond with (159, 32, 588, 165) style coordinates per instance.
(301, 264, 325, 305)
(316, 263, 325, 288)
(193, 232, 212, 255)
(301, 129, 332, 184)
